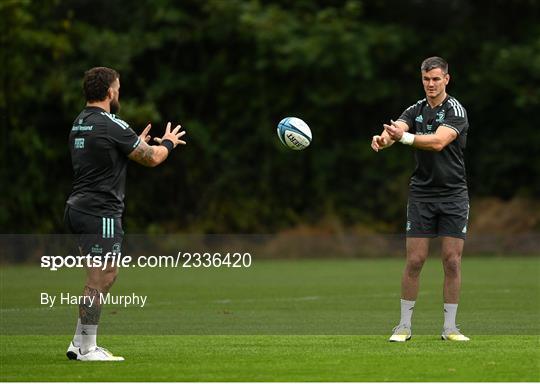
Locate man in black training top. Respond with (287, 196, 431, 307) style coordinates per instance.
(65, 67, 186, 361)
(371, 57, 470, 342)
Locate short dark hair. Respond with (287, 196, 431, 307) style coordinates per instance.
(83, 67, 119, 102)
(421, 57, 448, 74)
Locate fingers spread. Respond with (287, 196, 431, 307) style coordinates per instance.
(172, 124, 182, 135)
(165, 122, 171, 134)
(176, 130, 186, 138)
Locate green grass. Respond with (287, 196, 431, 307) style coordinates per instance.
(1, 335, 538, 381)
(1, 257, 539, 381)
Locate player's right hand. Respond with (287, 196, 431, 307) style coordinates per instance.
(154, 122, 187, 148)
(371, 135, 389, 152)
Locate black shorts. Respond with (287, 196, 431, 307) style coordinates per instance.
(64, 205, 124, 257)
(406, 199, 469, 239)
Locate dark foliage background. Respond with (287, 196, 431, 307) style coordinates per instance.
(1, 0, 539, 233)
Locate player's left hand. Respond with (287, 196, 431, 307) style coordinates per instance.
(383, 120, 403, 141)
(139, 123, 152, 143)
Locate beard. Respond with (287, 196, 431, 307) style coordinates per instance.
(110, 98, 120, 114)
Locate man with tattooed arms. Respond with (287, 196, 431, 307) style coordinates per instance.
(64, 67, 186, 361)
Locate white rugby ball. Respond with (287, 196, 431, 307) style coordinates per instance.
(277, 117, 312, 150)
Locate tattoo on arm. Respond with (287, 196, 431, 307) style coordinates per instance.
(79, 285, 102, 325)
(128, 141, 157, 166)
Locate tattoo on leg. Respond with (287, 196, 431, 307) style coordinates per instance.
(79, 285, 102, 325)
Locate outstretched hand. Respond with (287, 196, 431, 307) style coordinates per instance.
(154, 122, 187, 148)
(139, 123, 152, 143)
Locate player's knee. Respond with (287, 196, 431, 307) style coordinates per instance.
(93, 266, 118, 293)
(101, 269, 118, 292)
(443, 254, 461, 277)
(85, 274, 101, 289)
(406, 256, 425, 276)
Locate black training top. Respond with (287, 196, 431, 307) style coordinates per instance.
(66, 106, 140, 217)
(397, 95, 469, 202)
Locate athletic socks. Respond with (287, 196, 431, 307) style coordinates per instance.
(397, 300, 459, 329)
(444, 303, 459, 329)
(400, 299, 415, 327)
(79, 324, 98, 354)
(72, 318, 83, 347)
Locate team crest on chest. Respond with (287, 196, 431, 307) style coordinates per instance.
(436, 111, 445, 122)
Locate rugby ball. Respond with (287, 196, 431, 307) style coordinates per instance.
(277, 117, 312, 150)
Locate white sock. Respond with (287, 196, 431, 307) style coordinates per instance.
(400, 299, 415, 327)
(444, 303, 458, 329)
(72, 318, 82, 347)
(80, 324, 98, 354)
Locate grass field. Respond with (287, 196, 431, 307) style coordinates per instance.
(1, 257, 539, 381)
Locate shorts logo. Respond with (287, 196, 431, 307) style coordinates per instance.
(406, 221, 411, 231)
(112, 242, 121, 254)
(463, 203, 469, 233)
(91, 244, 103, 255)
(102, 218, 115, 238)
(74, 138, 85, 149)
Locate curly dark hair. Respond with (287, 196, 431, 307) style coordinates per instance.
(83, 67, 120, 102)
